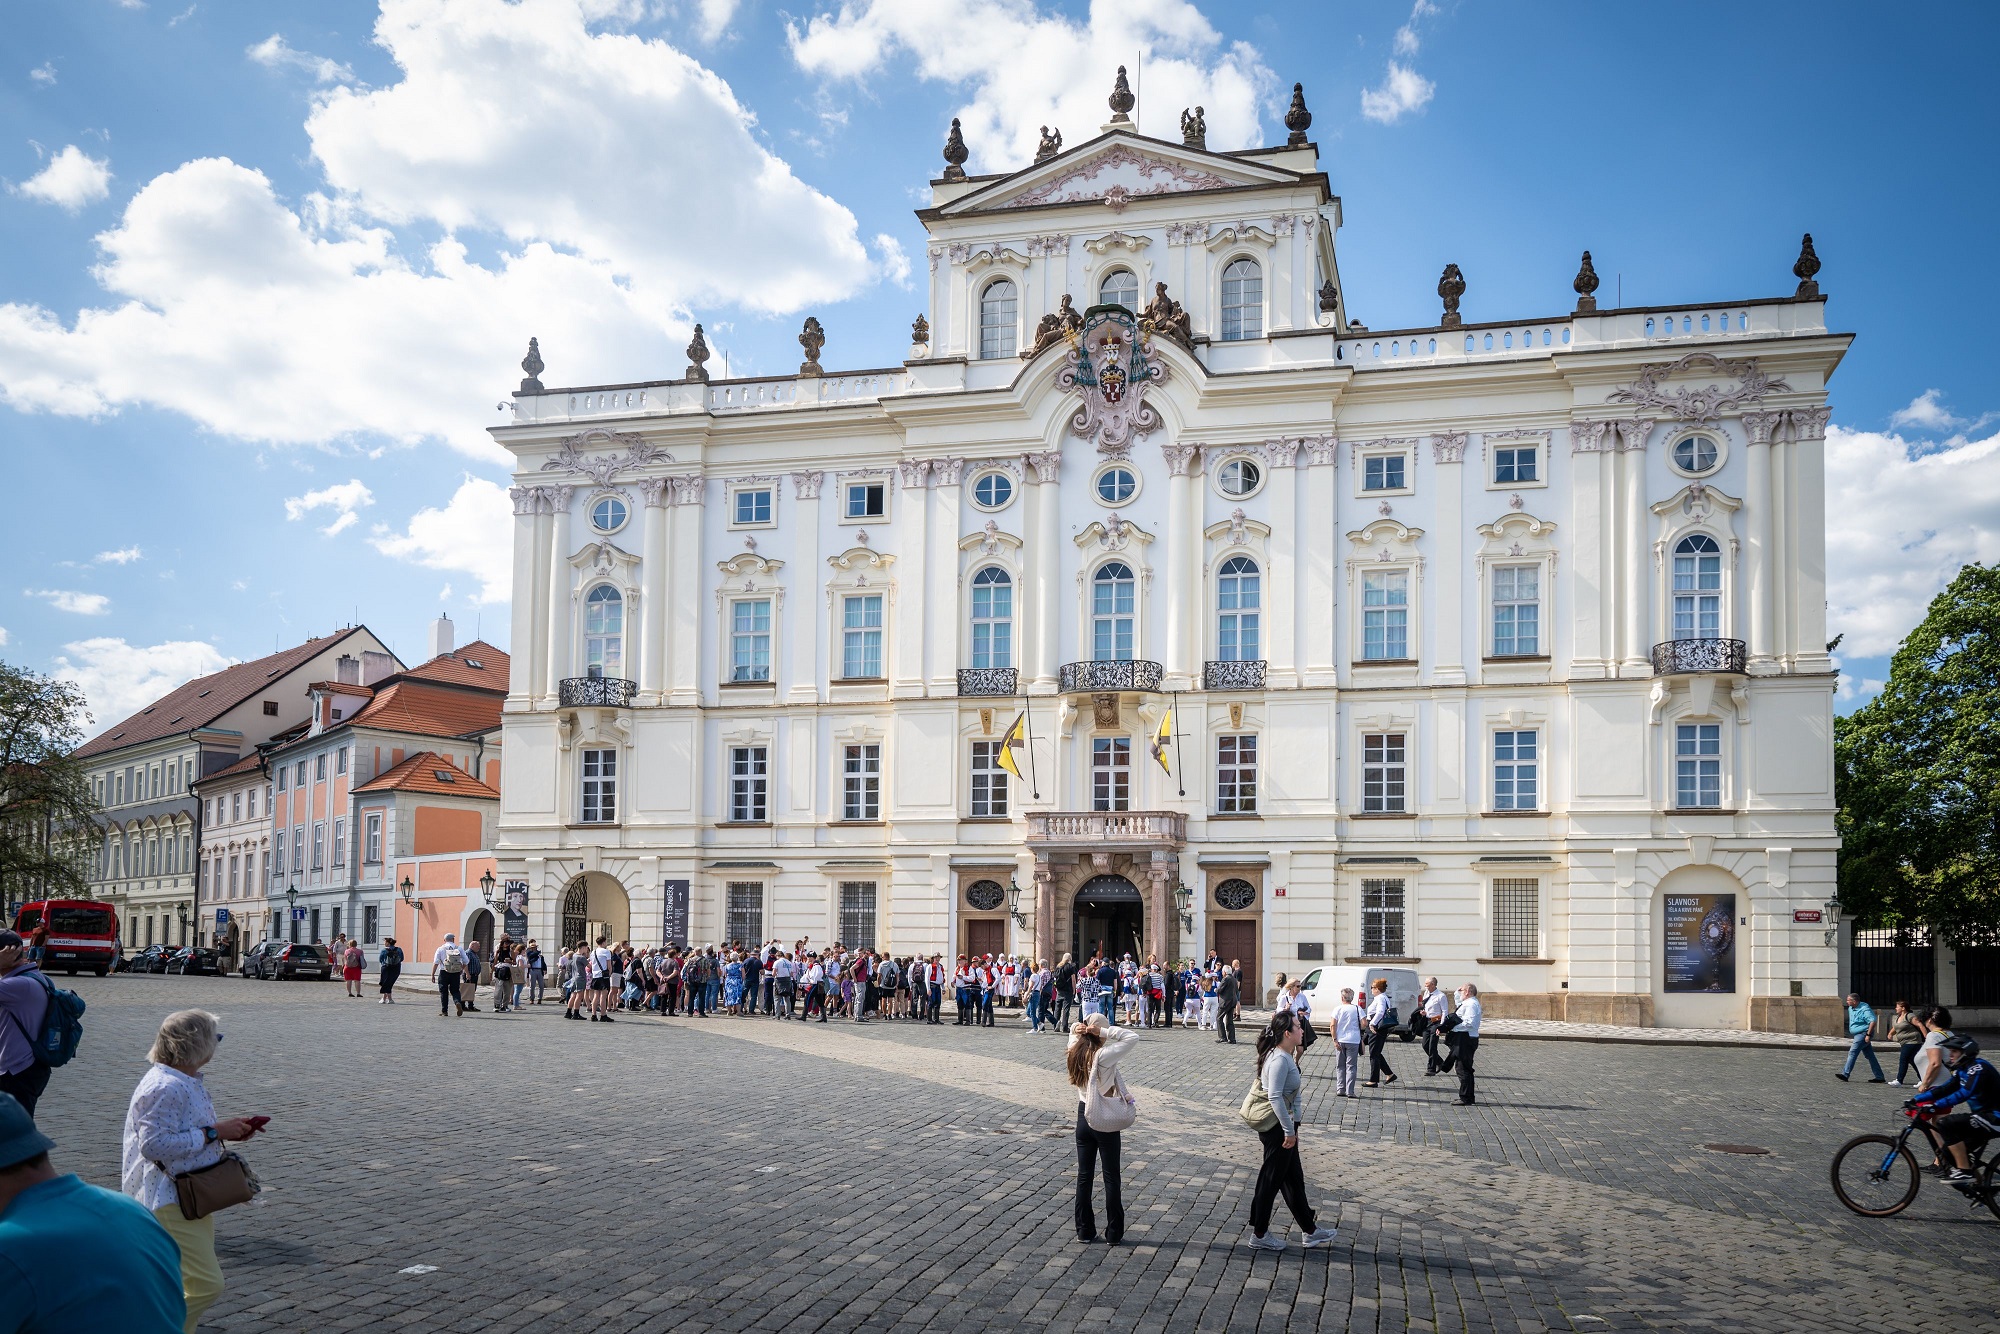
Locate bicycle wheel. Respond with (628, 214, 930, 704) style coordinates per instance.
(1979, 1158, 2000, 1223)
(1831, 1133, 1920, 1217)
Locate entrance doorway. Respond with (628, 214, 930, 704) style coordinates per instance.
(1073, 874, 1144, 962)
(1214, 919, 1259, 1003)
(468, 908, 495, 958)
(965, 919, 1006, 960)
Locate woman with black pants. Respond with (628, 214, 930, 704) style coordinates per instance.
(1247, 1012, 1339, 1252)
(1067, 1013, 1137, 1244)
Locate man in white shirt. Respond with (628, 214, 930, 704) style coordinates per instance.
(1419, 977, 1449, 1075)
(429, 933, 466, 1017)
(772, 952, 796, 1018)
(1441, 983, 1483, 1105)
(1330, 988, 1364, 1097)
(800, 958, 827, 1023)
(589, 937, 615, 1023)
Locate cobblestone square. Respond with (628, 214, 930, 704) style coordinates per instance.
(32, 974, 1993, 1333)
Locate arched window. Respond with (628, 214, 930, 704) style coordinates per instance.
(1098, 269, 1139, 312)
(1220, 258, 1263, 341)
(1217, 556, 1261, 661)
(1672, 535, 1722, 640)
(1092, 562, 1136, 661)
(584, 585, 624, 678)
(970, 567, 1013, 669)
(561, 879, 589, 949)
(979, 279, 1018, 359)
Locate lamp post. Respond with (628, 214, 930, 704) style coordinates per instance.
(1823, 894, 1842, 951)
(479, 870, 497, 906)
(177, 901, 190, 949)
(1174, 880, 1194, 938)
(400, 875, 418, 966)
(285, 882, 298, 943)
(1006, 878, 1026, 929)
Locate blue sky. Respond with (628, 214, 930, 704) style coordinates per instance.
(4, 0, 1997, 725)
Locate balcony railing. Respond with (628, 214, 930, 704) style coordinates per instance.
(559, 676, 638, 707)
(1025, 810, 1188, 846)
(1058, 659, 1164, 693)
(1650, 638, 1747, 675)
(957, 667, 1018, 697)
(1203, 659, 1267, 690)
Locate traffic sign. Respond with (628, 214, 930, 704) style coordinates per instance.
(215, 908, 231, 923)
(291, 907, 308, 921)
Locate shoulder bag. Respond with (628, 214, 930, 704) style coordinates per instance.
(158, 1150, 261, 1220)
(1239, 1077, 1280, 1131)
(1082, 1061, 1137, 1134)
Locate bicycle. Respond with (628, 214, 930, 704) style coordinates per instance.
(1830, 1104, 2000, 1219)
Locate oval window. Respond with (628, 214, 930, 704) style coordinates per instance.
(1096, 467, 1137, 504)
(590, 496, 628, 532)
(1217, 458, 1262, 497)
(972, 472, 1014, 510)
(1673, 435, 1720, 476)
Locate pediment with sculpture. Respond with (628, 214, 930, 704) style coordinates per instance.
(971, 141, 1277, 214)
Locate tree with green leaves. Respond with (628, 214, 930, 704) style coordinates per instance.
(0, 662, 101, 909)
(1835, 563, 2000, 943)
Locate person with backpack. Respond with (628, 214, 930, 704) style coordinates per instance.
(430, 934, 467, 1017)
(1241, 1011, 1338, 1253)
(460, 939, 484, 1013)
(1362, 978, 1399, 1087)
(0, 930, 76, 1119)
(376, 938, 404, 1004)
(525, 941, 547, 1005)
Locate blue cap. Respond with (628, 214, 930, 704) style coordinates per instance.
(0, 1092, 55, 1169)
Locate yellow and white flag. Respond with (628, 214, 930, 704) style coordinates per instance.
(996, 711, 1026, 779)
(1150, 706, 1174, 774)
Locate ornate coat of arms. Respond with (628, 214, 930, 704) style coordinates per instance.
(1056, 304, 1167, 456)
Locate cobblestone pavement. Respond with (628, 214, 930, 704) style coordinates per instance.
(29, 974, 1996, 1334)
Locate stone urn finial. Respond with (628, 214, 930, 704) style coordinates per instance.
(684, 323, 710, 382)
(1318, 279, 1340, 314)
(519, 337, 545, 393)
(1437, 263, 1466, 329)
(1284, 83, 1312, 147)
(911, 313, 930, 348)
(941, 118, 969, 182)
(1108, 66, 1135, 124)
(1573, 250, 1600, 313)
(798, 316, 826, 377)
(1793, 233, 1821, 298)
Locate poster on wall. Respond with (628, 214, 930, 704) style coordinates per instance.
(662, 880, 691, 948)
(502, 881, 529, 940)
(1663, 892, 1737, 993)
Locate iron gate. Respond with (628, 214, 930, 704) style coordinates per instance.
(1957, 945, 2000, 1007)
(1850, 927, 1935, 1008)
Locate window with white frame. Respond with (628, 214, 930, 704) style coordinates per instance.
(363, 904, 379, 945)
(970, 567, 1013, 668)
(336, 746, 348, 774)
(316, 754, 326, 781)
(1362, 733, 1407, 813)
(1216, 734, 1257, 814)
(726, 881, 764, 946)
(971, 471, 1013, 510)
(1091, 737, 1131, 812)
(332, 817, 346, 866)
(1215, 457, 1262, 498)
(729, 746, 768, 822)
(842, 743, 881, 820)
(1217, 556, 1261, 661)
(273, 835, 285, 876)
(1362, 570, 1410, 660)
(584, 585, 625, 679)
(1492, 879, 1539, 958)
(1220, 258, 1262, 340)
(1493, 443, 1539, 484)
(730, 599, 772, 682)
(1675, 723, 1721, 808)
(1360, 878, 1406, 957)
(293, 825, 304, 871)
(312, 822, 325, 869)
(580, 748, 617, 823)
(1091, 562, 1136, 661)
(364, 812, 382, 863)
(1362, 453, 1406, 492)
(732, 487, 774, 526)
(228, 856, 239, 898)
(969, 740, 1009, 817)
(1672, 535, 1723, 640)
(838, 881, 878, 951)
(1098, 269, 1139, 311)
(979, 279, 1018, 359)
(844, 480, 886, 519)
(1493, 730, 1538, 810)
(1491, 565, 1540, 656)
(841, 594, 884, 678)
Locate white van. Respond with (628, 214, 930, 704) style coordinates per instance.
(1297, 966, 1422, 1040)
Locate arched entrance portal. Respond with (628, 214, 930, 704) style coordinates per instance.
(559, 872, 632, 949)
(468, 908, 495, 958)
(1073, 874, 1144, 962)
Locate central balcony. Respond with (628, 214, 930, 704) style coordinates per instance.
(956, 667, 1018, 697)
(1203, 659, 1267, 690)
(1058, 659, 1164, 694)
(1025, 810, 1187, 849)
(1650, 638, 1747, 675)
(559, 675, 638, 707)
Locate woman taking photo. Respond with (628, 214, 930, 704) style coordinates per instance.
(1245, 1012, 1337, 1252)
(1067, 1012, 1137, 1244)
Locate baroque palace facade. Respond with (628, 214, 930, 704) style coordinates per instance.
(494, 80, 1847, 1030)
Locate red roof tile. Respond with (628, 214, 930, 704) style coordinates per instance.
(353, 751, 500, 799)
(399, 641, 509, 692)
(346, 680, 503, 739)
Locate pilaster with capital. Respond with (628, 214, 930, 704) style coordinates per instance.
(1789, 406, 1832, 669)
(666, 478, 703, 704)
(893, 460, 929, 695)
(927, 459, 965, 692)
(1617, 439, 1648, 675)
(1028, 452, 1061, 689)
(639, 481, 670, 700)
(1264, 438, 1301, 687)
(508, 487, 541, 704)
(1301, 436, 1338, 682)
(543, 486, 575, 699)
(1431, 435, 1466, 685)
(1568, 424, 1608, 675)
(1164, 443, 1194, 687)
(1742, 414, 1777, 664)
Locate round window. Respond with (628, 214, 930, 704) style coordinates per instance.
(1672, 435, 1720, 476)
(1217, 458, 1263, 497)
(1214, 878, 1257, 912)
(965, 879, 1006, 912)
(590, 496, 628, 532)
(972, 472, 1014, 510)
(1096, 466, 1138, 505)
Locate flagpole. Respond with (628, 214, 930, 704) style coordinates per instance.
(1024, 690, 1041, 802)
(1174, 690, 1185, 798)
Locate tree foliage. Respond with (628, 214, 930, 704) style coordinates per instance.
(0, 662, 101, 905)
(1835, 564, 2000, 943)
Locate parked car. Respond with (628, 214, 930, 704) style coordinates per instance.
(166, 946, 224, 976)
(242, 941, 332, 981)
(1299, 965, 1423, 1041)
(124, 944, 174, 975)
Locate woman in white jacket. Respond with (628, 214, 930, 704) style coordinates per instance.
(1066, 1013, 1136, 1244)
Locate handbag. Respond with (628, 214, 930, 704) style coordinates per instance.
(159, 1150, 260, 1221)
(1081, 1063, 1137, 1133)
(1239, 1077, 1280, 1131)
(1298, 1016, 1319, 1050)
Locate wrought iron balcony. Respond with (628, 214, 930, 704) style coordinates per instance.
(1058, 659, 1164, 694)
(1203, 659, 1267, 690)
(1025, 810, 1188, 848)
(957, 667, 1018, 697)
(1650, 638, 1747, 675)
(559, 675, 639, 707)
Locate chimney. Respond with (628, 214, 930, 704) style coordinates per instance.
(430, 614, 456, 660)
(335, 654, 361, 685)
(361, 650, 397, 685)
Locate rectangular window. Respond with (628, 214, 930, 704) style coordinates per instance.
(1362, 733, 1407, 813)
(273, 837, 285, 876)
(1091, 737, 1131, 812)
(844, 481, 886, 519)
(841, 594, 884, 679)
(337, 746, 348, 775)
(1362, 570, 1409, 660)
(331, 907, 341, 941)
(1491, 565, 1540, 656)
(231, 792, 242, 822)
(730, 599, 772, 682)
(726, 882, 764, 947)
(1493, 730, 1538, 811)
(969, 740, 1010, 817)
(293, 826, 304, 872)
(316, 755, 326, 781)
(247, 788, 257, 819)
(729, 746, 768, 823)
(1492, 879, 1539, 958)
(310, 822, 326, 870)
(733, 488, 773, 526)
(838, 881, 877, 951)
(332, 818, 347, 866)
(842, 743, 881, 821)
(1493, 446, 1538, 484)
(364, 813, 382, 864)
(1361, 878, 1407, 957)
(1362, 454, 1406, 491)
(1676, 723, 1722, 808)
(228, 856, 239, 898)
(276, 766, 286, 792)
(363, 905, 379, 945)
(580, 748, 618, 823)
(1216, 734, 1258, 814)
(296, 761, 306, 787)
(259, 851, 269, 895)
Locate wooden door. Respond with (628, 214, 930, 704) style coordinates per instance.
(1214, 920, 1259, 1004)
(965, 919, 1006, 959)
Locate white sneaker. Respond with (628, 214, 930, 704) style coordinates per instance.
(1247, 1232, 1287, 1252)
(1302, 1227, 1339, 1248)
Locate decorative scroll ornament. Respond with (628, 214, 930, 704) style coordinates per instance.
(1003, 145, 1234, 208)
(541, 428, 672, 486)
(1609, 352, 1791, 424)
(1056, 304, 1167, 456)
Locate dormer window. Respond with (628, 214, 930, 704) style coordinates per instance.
(979, 278, 1018, 359)
(1221, 258, 1263, 340)
(1099, 269, 1139, 312)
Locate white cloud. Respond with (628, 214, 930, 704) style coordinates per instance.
(369, 475, 514, 604)
(26, 588, 112, 615)
(788, 0, 1277, 170)
(1392, 0, 1436, 57)
(29, 63, 56, 87)
(12, 145, 112, 212)
(247, 34, 357, 85)
(695, 0, 739, 42)
(1825, 422, 2000, 658)
(872, 233, 911, 288)
(94, 545, 143, 564)
(284, 478, 375, 535)
(0, 626, 9, 646)
(1888, 388, 1964, 432)
(1360, 61, 1434, 124)
(54, 637, 236, 726)
(169, 6, 196, 27)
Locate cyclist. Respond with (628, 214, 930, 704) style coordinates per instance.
(1908, 1034, 1998, 1188)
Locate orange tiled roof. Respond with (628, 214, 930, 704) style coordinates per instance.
(399, 641, 509, 692)
(353, 751, 500, 799)
(346, 679, 503, 739)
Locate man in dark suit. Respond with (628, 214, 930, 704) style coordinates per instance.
(1215, 966, 1240, 1044)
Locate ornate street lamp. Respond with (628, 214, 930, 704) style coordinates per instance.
(1823, 894, 1842, 950)
(1174, 880, 1194, 935)
(399, 875, 419, 964)
(479, 869, 497, 907)
(1006, 878, 1025, 927)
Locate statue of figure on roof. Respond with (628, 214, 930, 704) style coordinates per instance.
(1180, 106, 1206, 150)
(1026, 295, 1085, 360)
(1140, 282, 1194, 351)
(1035, 126, 1063, 163)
